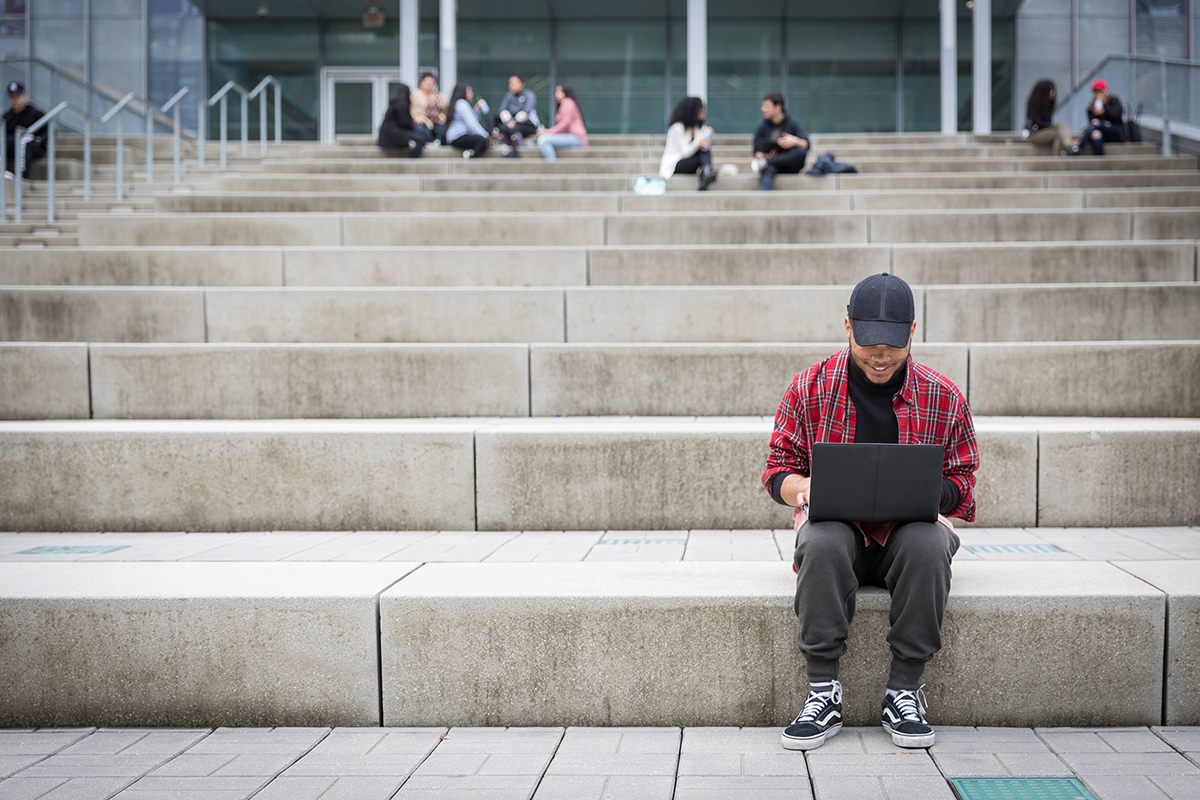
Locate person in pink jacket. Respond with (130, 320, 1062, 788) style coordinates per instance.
(537, 85, 589, 161)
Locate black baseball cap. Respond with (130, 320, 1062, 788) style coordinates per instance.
(847, 272, 915, 349)
(7, 82, 24, 95)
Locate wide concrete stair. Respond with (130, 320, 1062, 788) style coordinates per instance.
(1, 131, 1198, 732)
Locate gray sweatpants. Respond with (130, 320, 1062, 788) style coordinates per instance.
(793, 520, 960, 690)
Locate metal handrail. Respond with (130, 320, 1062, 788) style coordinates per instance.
(247, 76, 283, 156)
(5, 100, 100, 223)
(209, 80, 251, 167)
(101, 93, 139, 200)
(161, 87, 208, 179)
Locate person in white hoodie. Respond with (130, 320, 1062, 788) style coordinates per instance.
(659, 96, 717, 190)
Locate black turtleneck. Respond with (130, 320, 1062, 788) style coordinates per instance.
(769, 359, 962, 515)
(847, 358, 903, 445)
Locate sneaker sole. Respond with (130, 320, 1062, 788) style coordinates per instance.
(781, 722, 841, 751)
(881, 722, 934, 748)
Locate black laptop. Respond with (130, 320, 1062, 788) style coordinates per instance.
(806, 443, 944, 524)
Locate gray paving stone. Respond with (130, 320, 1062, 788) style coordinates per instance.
(540, 753, 677, 776)
(1078, 775, 1173, 800)
(394, 774, 540, 796)
(185, 728, 329, 755)
(1038, 728, 1175, 754)
(1148, 774, 1200, 800)
(484, 532, 602, 563)
(250, 775, 404, 800)
(932, 751, 1072, 777)
(583, 533, 687, 562)
(283, 729, 444, 777)
(383, 532, 519, 562)
(1100, 730, 1178, 753)
(679, 727, 784, 753)
(554, 728, 680, 754)
(1153, 727, 1200, 753)
(673, 775, 812, 800)
(16, 755, 174, 779)
(0, 732, 94, 756)
(1062, 752, 1200, 777)
(151, 753, 301, 777)
(0, 756, 44, 779)
(0, 777, 132, 800)
(805, 752, 944, 778)
(683, 530, 782, 561)
(282, 532, 436, 562)
(801, 729, 911, 755)
(811, 775, 956, 800)
(413, 752, 553, 777)
(531, 774, 675, 800)
(432, 728, 564, 754)
(929, 726, 1049, 751)
(111, 774, 268, 799)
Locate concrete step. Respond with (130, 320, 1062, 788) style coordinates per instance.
(0, 561, 419, 727)
(381, 560, 1176, 727)
(257, 155, 1198, 176)
(70, 208, 1200, 247)
(3, 241, 1191, 288)
(4, 341, 1196, 421)
(148, 187, 1200, 214)
(1, 417, 1198, 530)
(3, 283, 1196, 343)
(2, 558, 1194, 726)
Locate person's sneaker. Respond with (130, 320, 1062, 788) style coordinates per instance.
(751, 157, 766, 174)
(781, 680, 842, 750)
(462, 150, 475, 159)
(881, 685, 935, 748)
(698, 165, 718, 191)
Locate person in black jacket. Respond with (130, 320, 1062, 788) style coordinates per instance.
(752, 93, 809, 191)
(1022, 79, 1071, 156)
(377, 83, 429, 158)
(4, 82, 47, 179)
(1070, 79, 1125, 156)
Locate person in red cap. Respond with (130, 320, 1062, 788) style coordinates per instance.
(1070, 79, 1125, 156)
(762, 272, 979, 752)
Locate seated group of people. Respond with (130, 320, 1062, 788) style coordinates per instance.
(1023, 78, 1130, 156)
(378, 72, 587, 162)
(379, 76, 810, 191)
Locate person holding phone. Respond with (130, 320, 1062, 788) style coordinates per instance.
(762, 272, 979, 752)
(444, 83, 491, 159)
(1070, 79, 1125, 156)
(658, 96, 717, 190)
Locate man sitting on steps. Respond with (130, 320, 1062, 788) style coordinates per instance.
(761, 272, 979, 751)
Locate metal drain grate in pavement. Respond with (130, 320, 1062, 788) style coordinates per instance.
(964, 544, 1064, 554)
(950, 778, 1098, 800)
(18, 545, 130, 555)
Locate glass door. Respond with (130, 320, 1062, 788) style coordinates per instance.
(320, 68, 402, 143)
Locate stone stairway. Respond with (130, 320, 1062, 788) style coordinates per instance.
(0, 131, 1197, 734)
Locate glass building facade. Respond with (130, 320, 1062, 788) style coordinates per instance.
(3, 0, 1196, 139)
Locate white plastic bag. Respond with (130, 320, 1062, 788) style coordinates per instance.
(633, 176, 666, 195)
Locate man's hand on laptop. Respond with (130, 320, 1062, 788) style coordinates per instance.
(780, 474, 811, 508)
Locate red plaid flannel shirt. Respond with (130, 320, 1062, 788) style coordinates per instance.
(761, 348, 979, 547)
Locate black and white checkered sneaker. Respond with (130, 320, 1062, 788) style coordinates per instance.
(781, 680, 842, 751)
(881, 685, 935, 748)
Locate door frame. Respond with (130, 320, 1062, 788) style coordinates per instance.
(319, 67, 402, 144)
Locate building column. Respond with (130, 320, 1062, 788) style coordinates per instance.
(440, 0, 457, 91)
(400, 0, 419, 87)
(687, 0, 706, 101)
(940, 0, 957, 133)
(973, 0, 991, 133)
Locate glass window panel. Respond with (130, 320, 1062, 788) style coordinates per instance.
(1017, 0, 1070, 14)
(457, 19, 551, 128)
(92, 17, 143, 96)
(669, 16, 686, 115)
(990, 18, 1014, 131)
(1077, 15, 1130, 76)
(208, 19, 320, 140)
(419, 19, 437, 72)
(556, 20, 667, 134)
(0, 19, 24, 58)
(1136, 0, 1187, 58)
(325, 19, 401, 67)
(788, 19, 895, 133)
(1014, 14, 1071, 124)
(1, 0, 26, 14)
(31, 0, 82, 15)
(1079, 0, 1127, 14)
(151, 0, 201, 14)
(31, 16, 84, 79)
(707, 19, 780, 133)
(94, 0, 141, 14)
(150, 13, 202, 129)
(333, 81, 374, 135)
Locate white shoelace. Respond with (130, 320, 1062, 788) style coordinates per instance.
(891, 685, 929, 722)
(796, 680, 843, 722)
